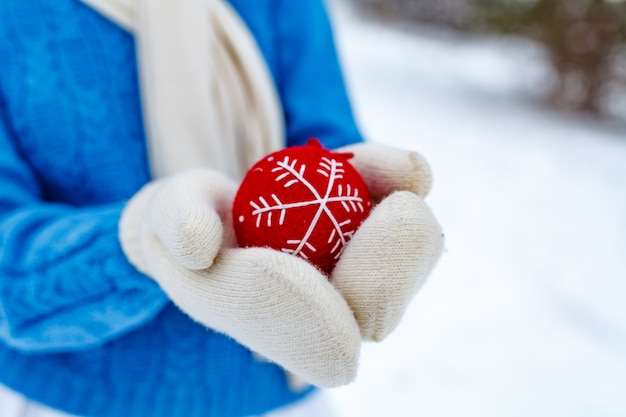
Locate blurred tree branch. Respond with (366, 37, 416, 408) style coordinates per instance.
(477, 0, 626, 115)
(346, 0, 626, 117)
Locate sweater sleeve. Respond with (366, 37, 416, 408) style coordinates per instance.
(0, 109, 168, 353)
(274, 0, 365, 149)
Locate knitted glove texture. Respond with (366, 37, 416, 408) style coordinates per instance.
(119, 168, 361, 388)
(332, 143, 444, 341)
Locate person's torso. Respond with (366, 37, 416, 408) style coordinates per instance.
(0, 1, 311, 416)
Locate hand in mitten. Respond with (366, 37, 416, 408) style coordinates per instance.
(119, 169, 361, 388)
(331, 143, 444, 342)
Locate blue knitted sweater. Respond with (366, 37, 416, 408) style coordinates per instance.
(0, 0, 363, 416)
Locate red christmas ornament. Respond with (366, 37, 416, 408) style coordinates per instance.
(232, 138, 372, 274)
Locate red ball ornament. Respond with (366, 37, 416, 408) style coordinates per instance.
(232, 138, 372, 274)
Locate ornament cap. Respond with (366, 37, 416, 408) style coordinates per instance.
(307, 137, 354, 161)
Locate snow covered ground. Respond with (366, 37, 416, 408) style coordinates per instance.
(326, 3, 626, 417)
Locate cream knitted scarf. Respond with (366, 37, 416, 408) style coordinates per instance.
(80, 0, 284, 180)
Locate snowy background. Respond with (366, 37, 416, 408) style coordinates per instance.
(325, 2, 626, 417)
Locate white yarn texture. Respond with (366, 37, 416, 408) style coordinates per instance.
(333, 143, 444, 340)
(119, 169, 362, 387)
(118, 145, 444, 386)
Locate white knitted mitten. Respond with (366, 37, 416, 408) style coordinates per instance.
(332, 143, 444, 341)
(119, 169, 361, 387)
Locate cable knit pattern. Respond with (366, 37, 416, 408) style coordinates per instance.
(0, 0, 362, 416)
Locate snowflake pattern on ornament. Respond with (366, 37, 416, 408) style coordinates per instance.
(233, 139, 372, 273)
(246, 154, 366, 262)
